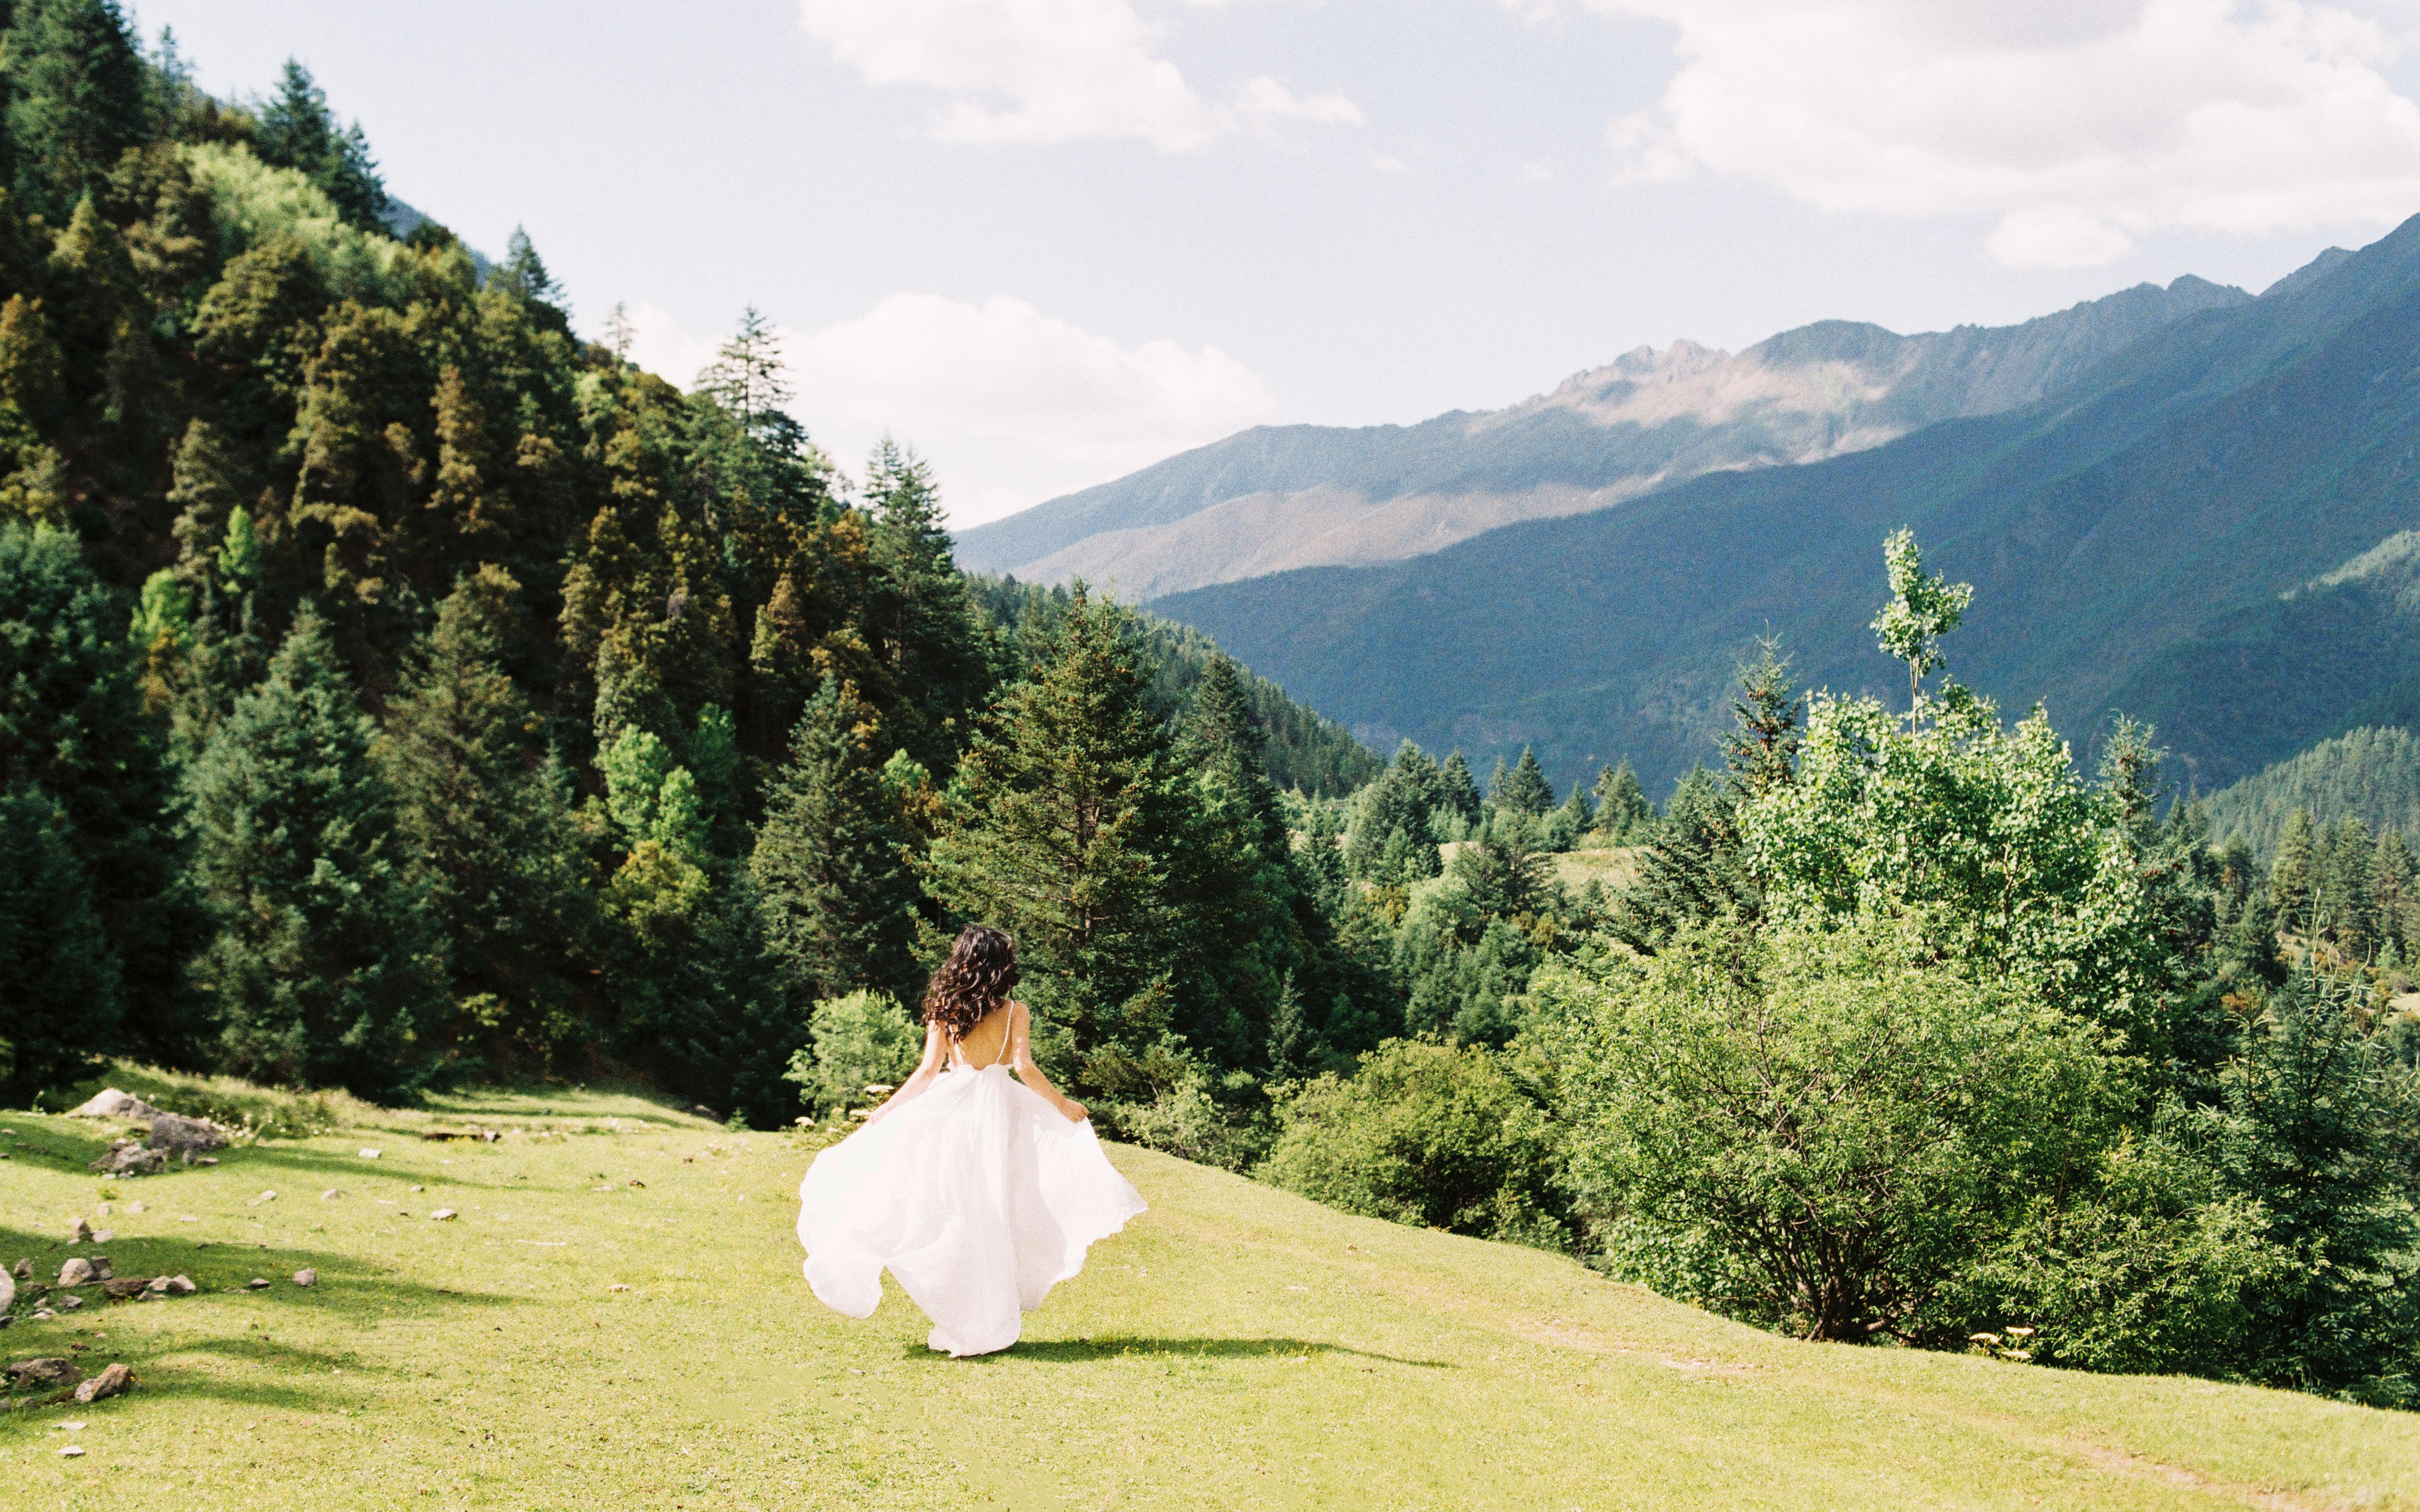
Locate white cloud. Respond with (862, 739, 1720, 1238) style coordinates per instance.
(1577, 0, 2420, 267)
(1373, 152, 1409, 173)
(797, 0, 1361, 150)
(615, 295, 1277, 526)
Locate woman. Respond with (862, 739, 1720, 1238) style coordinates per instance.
(795, 925, 1147, 1356)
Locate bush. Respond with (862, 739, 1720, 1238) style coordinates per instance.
(1258, 1038, 1566, 1245)
(784, 989, 922, 1121)
(1534, 917, 2126, 1342)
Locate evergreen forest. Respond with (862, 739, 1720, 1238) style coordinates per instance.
(5, 0, 2419, 1418)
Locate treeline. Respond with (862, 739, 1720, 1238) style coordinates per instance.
(0, 5, 1384, 1135)
(1260, 533, 2420, 1409)
(2204, 724, 2420, 860)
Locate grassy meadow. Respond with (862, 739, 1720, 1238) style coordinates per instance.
(3, 1072, 2418, 1511)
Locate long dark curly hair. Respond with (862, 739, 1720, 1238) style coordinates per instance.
(923, 925, 1019, 1042)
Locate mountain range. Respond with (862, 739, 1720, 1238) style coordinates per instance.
(959, 219, 2420, 799)
(955, 275, 2249, 599)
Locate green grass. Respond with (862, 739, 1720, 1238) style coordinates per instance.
(4, 1071, 2418, 1509)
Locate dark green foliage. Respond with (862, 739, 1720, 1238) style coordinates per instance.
(383, 567, 594, 1072)
(1436, 750, 1482, 825)
(1489, 746, 1554, 817)
(0, 520, 200, 1069)
(1610, 767, 1750, 953)
(250, 61, 387, 231)
(187, 604, 441, 1100)
(2218, 977, 2420, 1402)
(1260, 1039, 1566, 1245)
(2205, 726, 2420, 859)
(0, 782, 120, 1100)
(751, 679, 926, 1008)
(922, 585, 1194, 1093)
(965, 574, 1379, 798)
(1590, 760, 1653, 841)
(863, 439, 990, 774)
(5, 0, 148, 218)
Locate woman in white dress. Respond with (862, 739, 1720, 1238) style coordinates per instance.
(796, 925, 1147, 1356)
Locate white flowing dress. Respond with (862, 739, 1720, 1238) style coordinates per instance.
(795, 1026, 1146, 1357)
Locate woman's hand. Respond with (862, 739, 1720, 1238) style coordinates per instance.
(1062, 1100, 1089, 1124)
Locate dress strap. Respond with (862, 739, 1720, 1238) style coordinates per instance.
(992, 1004, 1017, 1068)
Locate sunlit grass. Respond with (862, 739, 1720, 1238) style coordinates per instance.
(3, 1073, 2416, 1509)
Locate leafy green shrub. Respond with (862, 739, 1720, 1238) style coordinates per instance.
(1535, 917, 2125, 1342)
(784, 989, 922, 1121)
(1258, 1038, 1566, 1245)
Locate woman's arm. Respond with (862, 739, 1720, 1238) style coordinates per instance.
(1007, 1001, 1089, 1124)
(860, 1023, 946, 1128)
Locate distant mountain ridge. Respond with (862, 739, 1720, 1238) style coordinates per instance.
(955, 276, 2250, 599)
(1143, 218, 2420, 796)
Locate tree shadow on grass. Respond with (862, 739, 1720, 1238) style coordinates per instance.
(932, 1336, 1452, 1368)
(1, 1217, 522, 1426)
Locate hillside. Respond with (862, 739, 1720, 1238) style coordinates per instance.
(2204, 726, 2420, 855)
(6, 1074, 2418, 1509)
(1148, 218, 2420, 793)
(955, 278, 2247, 599)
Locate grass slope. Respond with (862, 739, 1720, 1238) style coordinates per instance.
(5, 1078, 2419, 1510)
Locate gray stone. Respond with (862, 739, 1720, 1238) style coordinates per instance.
(292, 1269, 316, 1287)
(10, 1260, 27, 1281)
(90, 1230, 113, 1245)
(164, 1276, 194, 1296)
(429, 1209, 457, 1221)
(66, 1090, 164, 1122)
(90, 1141, 164, 1177)
(57, 1259, 93, 1287)
(145, 1112, 226, 1159)
(0, 1267, 13, 1314)
(100, 1279, 148, 1301)
(87, 1257, 111, 1282)
(68, 1219, 90, 1243)
(144, 1277, 169, 1294)
(54, 1294, 82, 1311)
(6, 1356, 81, 1389)
(72, 1362, 131, 1404)
(246, 1278, 269, 1290)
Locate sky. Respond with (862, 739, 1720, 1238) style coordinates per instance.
(133, 0, 2420, 526)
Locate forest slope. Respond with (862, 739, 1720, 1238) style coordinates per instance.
(5, 1074, 2419, 1511)
(1151, 217, 2420, 793)
(955, 277, 2245, 599)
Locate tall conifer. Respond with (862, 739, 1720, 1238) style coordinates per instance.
(922, 585, 1190, 1084)
(383, 567, 593, 1067)
(752, 679, 925, 1006)
(189, 603, 440, 1098)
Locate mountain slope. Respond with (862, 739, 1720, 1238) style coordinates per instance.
(2203, 725, 2420, 856)
(7, 1072, 2417, 1509)
(956, 277, 2248, 599)
(1146, 218, 2420, 793)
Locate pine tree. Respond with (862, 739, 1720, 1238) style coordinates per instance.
(252, 60, 389, 231)
(2271, 809, 2318, 937)
(751, 679, 926, 1007)
(1491, 746, 1555, 817)
(2373, 830, 2417, 957)
(1437, 750, 1482, 826)
(383, 567, 593, 1068)
(4, 0, 147, 218)
(188, 603, 442, 1099)
(864, 437, 988, 771)
(1592, 760, 1651, 842)
(0, 520, 202, 1067)
(922, 585, 1192, 1088)
(1721, 637, 1801, 795)
(0, 782, 120, 1101)
(491, 226, 568, 328)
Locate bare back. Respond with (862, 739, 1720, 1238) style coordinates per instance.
(949, 1001, 1019, 1070)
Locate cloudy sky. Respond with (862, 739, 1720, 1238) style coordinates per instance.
(138, 1, 2420, 525)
